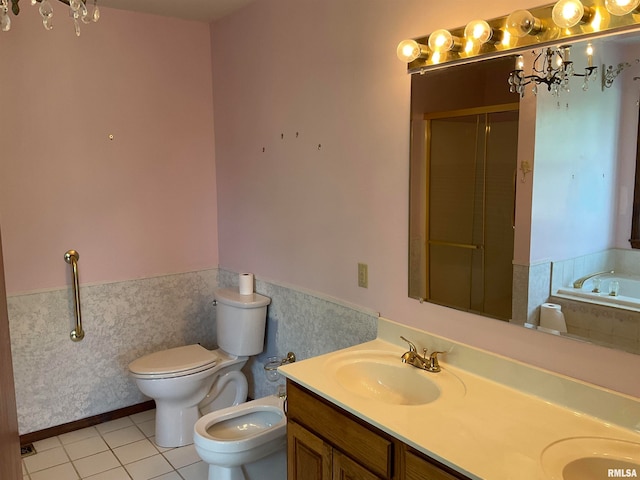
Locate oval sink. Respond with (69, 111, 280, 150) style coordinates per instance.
(326, 350, 465, 406)
(541, 437, 640, 480)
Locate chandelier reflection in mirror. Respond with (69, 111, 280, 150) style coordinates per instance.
(397, 0, 640, 96)
(0, 0, 100, 36)
(508, 44, 598, 97)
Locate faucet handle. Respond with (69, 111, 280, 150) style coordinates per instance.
(428, 351, 446, 372)
(400, 336, 417, 353)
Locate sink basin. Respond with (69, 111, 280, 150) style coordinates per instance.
(325, 350, 465, 406)
(541, 437, 640, 480)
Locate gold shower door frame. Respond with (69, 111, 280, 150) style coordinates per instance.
(424, 103, 519, 321)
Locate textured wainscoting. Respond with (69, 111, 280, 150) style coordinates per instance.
(9, 268, 378, 436)
(217, 269, 378, 399)
(8, 269, 218, 435)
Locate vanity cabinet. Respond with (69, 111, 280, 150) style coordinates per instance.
(286, 380, 471, 480)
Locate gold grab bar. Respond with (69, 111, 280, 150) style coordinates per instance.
(64, 250, 84, 342)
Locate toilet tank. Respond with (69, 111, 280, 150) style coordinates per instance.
(214, 287, 271, 356)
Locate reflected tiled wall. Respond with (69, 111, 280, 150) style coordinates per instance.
(551, 298, 640, 354)
(512, 262, 552, 325)
(545, 249, 640, 354)
(513, 254, 640, 355)
(8, 268, 378, 435)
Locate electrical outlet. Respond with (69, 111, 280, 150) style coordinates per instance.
(358, 263, 368, 288)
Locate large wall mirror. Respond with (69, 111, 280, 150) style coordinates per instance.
(408, 31, 640, 356)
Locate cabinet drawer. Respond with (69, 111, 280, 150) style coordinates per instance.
(287, 381, 393, 479)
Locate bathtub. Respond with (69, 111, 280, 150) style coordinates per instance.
(556, 273, 640, 311)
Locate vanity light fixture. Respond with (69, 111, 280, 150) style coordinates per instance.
(605, 0, 640, 16)
(0, 0, 99, 35)
(398, 2, 640, 79)
(506, 9, 546, 37)
(396, 39, 429, 62)
(428, 29, 463, 52)
(552, 0, 595, 28)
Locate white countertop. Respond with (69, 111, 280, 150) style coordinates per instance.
(279, 319, 640, 479)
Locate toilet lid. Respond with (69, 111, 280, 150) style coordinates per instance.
(129, 344, 218, 376)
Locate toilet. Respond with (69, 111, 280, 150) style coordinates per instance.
(128, 287, 271, 448)
(194, 394, 287, 480)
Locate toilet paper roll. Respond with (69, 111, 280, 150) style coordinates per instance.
(239, 273, 254, 295)
(539, 303, 567, 333)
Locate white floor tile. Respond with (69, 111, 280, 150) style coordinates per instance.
(152, 473, 182, 480)
(112, 439, 159, 465)
(30, 462, 78, 480)
(162, 444, 200, 469)
(58, 427, 100, 445)
(136, 419, 155, 438)
(95, 417, 134, 435)
(72, 450, 120, 478)
(24, 446, 69, 473)
(178, 460, 208, 480)
(149, 438, 172, 453)
(21, 414, 225, 480)
(83, 466, 131, 480)
(32, 435, 62, 452)
(124, 454, 173, 480)
(102, 425, 145, 449)
(129, 410, 155, 424)
(64, 436, 109, 461)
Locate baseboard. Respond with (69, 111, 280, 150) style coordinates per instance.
(19, 400, 155, 447)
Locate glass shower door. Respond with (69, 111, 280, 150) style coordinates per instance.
(426, 107, 518, 320)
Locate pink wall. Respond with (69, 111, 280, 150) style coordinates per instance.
(0, 6, 218, 294)
(211, 0, 640, 397)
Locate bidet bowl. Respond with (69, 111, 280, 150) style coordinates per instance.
(541, 436, 640, 480)
(325, 350, 465, 406)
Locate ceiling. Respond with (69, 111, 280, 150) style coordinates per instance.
(98, 0, 257, 22)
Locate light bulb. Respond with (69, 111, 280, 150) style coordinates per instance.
(506, 10, 545, 37)
(428, 29, 462, 52)
(396, 39, 429, 62)
(465, 20, 491, 43)
(605, 0, 640, 15)
(552, 0, 594, 27)
(464, 19, 503, 45)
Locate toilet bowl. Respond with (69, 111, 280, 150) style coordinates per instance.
(129, 345, 248, 447)
(128, 288, 271, 448)
(194, 395, 287, 480)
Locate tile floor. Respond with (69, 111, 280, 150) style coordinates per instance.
(21, 410, 209, 480)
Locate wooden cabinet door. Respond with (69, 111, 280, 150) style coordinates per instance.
(287, 381, 393, 479)
(333, 449, 382, 480)
(288, 420, 332, 480)
(404, 448, 462, 480)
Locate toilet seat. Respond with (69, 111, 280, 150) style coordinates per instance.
(129, 344, 218, 379)
(194, 395, 286, 454)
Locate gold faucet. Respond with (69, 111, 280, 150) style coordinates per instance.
(572, 270, 614, 289)
(400, 336, 445, 373)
